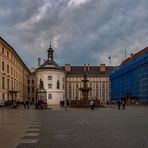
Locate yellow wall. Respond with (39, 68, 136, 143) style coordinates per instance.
(0, 37, 30, 102)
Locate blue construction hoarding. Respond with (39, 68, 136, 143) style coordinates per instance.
(110, 52, 148, 102)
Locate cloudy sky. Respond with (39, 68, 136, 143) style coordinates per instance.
(0, 0, 148, 68)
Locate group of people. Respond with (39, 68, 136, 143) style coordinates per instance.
(64, 99, 96, 111)
(11, 100, 20, 109)
(117, 100, 126, 110)
(10, 99, 30, 109)
(37, 99, 46, 109)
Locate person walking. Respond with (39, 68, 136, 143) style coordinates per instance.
(122, 100, 126, 110)
(65, 99, 70, 111)
(90, 100, 95, 110)
(24, 99, 30, 109)
(117, 100, 121, 110)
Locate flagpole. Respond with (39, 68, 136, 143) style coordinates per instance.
(108, 56, 111, 65)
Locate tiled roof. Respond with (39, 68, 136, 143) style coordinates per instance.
(36, 59, 63, 70)
(65, 66, 115, 76)
(120, 47, 148, 66)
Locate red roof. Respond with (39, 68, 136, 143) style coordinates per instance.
(65, 66, 115, 76)
(120, 47, 148, 66)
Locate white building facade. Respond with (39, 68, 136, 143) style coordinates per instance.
(34, 44, 65, 105)
(36, 69, 65, 105)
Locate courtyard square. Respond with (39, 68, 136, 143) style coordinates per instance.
(0, 106, 148, 148)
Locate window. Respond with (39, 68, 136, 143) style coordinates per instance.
(13, 81, 16, 90)
(89, 83, 92, 97)
(32, 80, 34, 85)
(48, 84, 52, 89)
(69, 83, 72, 98)
(2, 94, 4, 100)
(2, 47, 4, 54)
(7, 51, 9, 57)
(28, 87, 30, 93)
(102, 82, 105, 99)
(102, 82, 105, 89)
(32, 97, 34, 102)
(63, 77, 65, 89)
(32, 87, 34, 93)
(2, 62, 4, 71)
(2, 77, 5, 89)
(7, 64, 9, 73)
(48, 94, 52, 99)
(7, 79, 9, 90)
(11, 80, 13, 89)
(57, 80, 60, 89)
(76, 83, 79, 98)
(11, 67, 13, 75)
(48, 76, 52, 80)
(96, 83, 98, 97)
(28, 80, 30, 84)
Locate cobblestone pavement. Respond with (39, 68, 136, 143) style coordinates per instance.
(1, 106, 148, 148)
(0, 107, 37, 148)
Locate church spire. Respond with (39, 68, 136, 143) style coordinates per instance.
(47, 42, 54, 60)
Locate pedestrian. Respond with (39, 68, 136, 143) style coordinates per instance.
(122, 100, 126, 110)
(117, 100, 121, 110)
(12, 100, 18, 109)
(24, 99, 30, 109)
(65, 99, 70, 111)
(16, 100, 20, 108)
(90, 100, 95, 110)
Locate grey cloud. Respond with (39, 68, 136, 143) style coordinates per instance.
(0, 0, 148, 68)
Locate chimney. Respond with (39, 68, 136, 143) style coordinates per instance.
(38, 58, 41, 67)
(100, 64, 106, 72)
(87, 64, 90, 71)
(84, 64, 86, 72)
(64, 64, 71, 72)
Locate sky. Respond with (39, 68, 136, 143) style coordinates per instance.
(0, 0, 148, 68)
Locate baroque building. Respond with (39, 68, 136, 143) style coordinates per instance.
(65, 64, 114, 103)
(0, 37, 30, 102)
(27, 44, 115, 105)
(35, 44, 65, 105)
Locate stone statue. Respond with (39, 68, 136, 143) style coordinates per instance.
(40, 79, 44, 89)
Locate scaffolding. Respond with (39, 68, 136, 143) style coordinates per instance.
(110, 52, 148, 102)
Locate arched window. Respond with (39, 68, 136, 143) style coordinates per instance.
(57, 80, 60, 89)
(48, 94, 52, 99)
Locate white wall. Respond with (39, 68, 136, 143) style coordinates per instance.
(36, 69, 65, 105)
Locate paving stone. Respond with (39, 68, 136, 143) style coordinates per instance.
(19, 139, 38, 144)
(24, 133, 40, 137)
